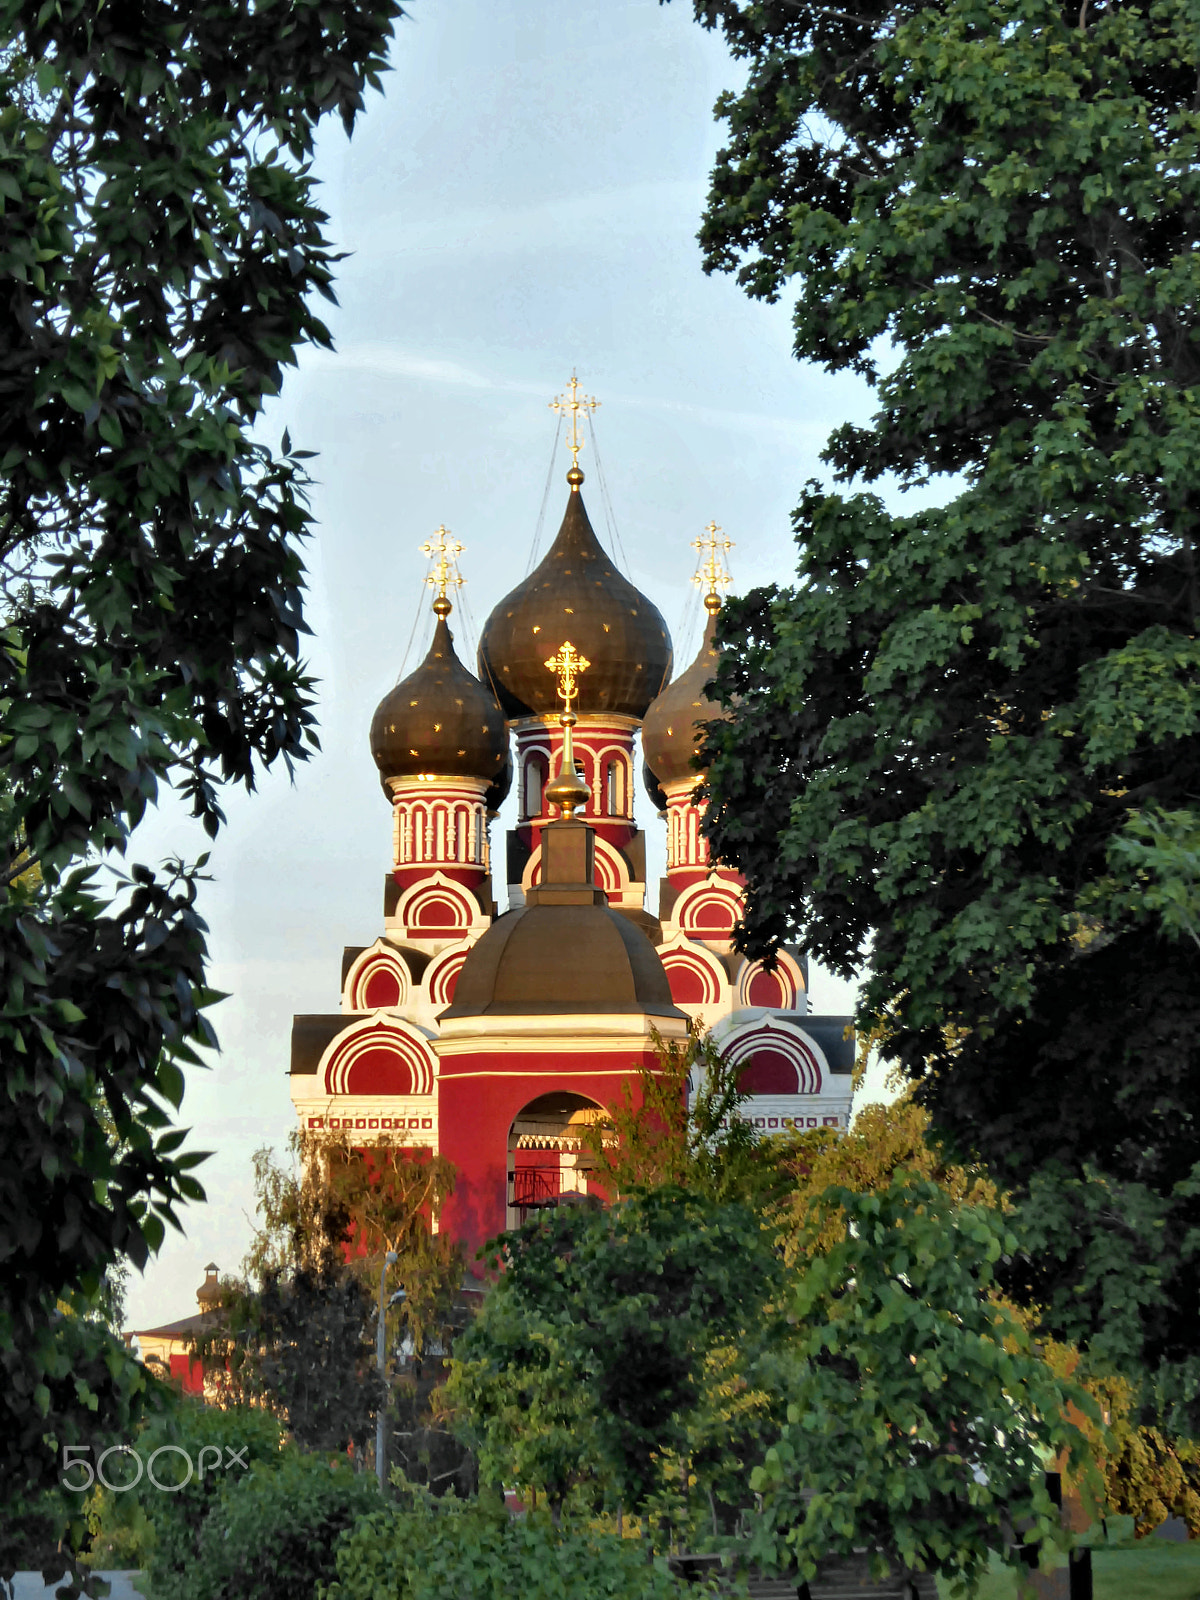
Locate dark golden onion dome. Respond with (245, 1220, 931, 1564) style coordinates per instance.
(641, 597, 727, 797)
(477, 470, 673, 720)
(440, 820, 684, 1020)
(370, 600, 512, 807)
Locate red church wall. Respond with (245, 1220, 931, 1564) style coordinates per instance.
(169, 1352, 205, 1394)
(437, 1051, 660, 1259)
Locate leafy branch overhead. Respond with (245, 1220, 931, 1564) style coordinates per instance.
(0, 0, 402, 1533)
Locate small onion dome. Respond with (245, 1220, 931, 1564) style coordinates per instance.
(370, 600, 512, 807)
(477, 470, 673, 720)
(641, 596, 728, 798)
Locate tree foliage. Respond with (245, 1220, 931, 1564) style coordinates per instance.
(446, 1097, 1100, 1581)
(690, 0, 1200, 1400)
(580, 1025, 777, 1209)
(444, 1190, 781, 1528)
(205, 1133, 463, 1465)
(245, 1130, 462, 1355)
(0, 0, 401, 1513)
(322, 1491, 682, 1600)
(750, 1173, 1096, 1591)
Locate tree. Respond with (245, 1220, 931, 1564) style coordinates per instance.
(0, 0, 401, 1526)
(580, 1024, 780, 1210)
(447, 1097, 1100, 1579)
(690, 0, 1200, 1405)
(444, 1189, 781, 1532)
(206, 1133, 464, 1472)
(245, 1131, 462, 1355)
(749, 1172, 1095, 1592)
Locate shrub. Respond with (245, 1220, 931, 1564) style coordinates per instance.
(181, 1452, 379, 1600)
(322, 1492, 680, 1600)
(83, 1400, 283, 1591)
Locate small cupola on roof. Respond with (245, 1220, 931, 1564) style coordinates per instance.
(369, 528, 512, 808)
(642, 522, 734, 799)
(477, 376, 672, 721)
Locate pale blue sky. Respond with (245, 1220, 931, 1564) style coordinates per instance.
(125, 0, 883, 1330)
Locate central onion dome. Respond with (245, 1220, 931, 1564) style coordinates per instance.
(642, 593, 728, 801)
(477, 469, 673, 720)
(370, 596, 512, 807)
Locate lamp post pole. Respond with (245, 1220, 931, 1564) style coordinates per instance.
(376, 1250, 398, 1492)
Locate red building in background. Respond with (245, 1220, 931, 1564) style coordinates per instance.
(288, 389, 853, 1259)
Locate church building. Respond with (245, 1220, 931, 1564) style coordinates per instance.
(287, 381, 854, 1257)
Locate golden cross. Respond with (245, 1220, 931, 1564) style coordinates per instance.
(421, 526, 465, 604)
(549, 372, 599, 471)
(691, 520, 734, 604)
(543, 640, 590, 712)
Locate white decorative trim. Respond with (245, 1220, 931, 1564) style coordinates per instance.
(733, 950, 805, 1011)
(342, 938, 412, 1014)
(655, 931, 731, 1029)
(389, 780, 493, 872)
(437, 1011, 689, 1052)
(438, 1065, 673, 1081)
(423, 938, 474, 1008)
(317, 1014, 439, 1097)
(712, 1015, 831, 1096)
(291, 1092, 438, 1141)
(662, 871, 745, 947)
(391, 870, 490, 942)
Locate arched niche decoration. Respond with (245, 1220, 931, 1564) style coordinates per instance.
(393, 871, 487, 939)
(343, 939, 412, 1013)
(735, 951, 805, 1011)
(668, 873, 744, 941)
(720, 1018, 825, 1097)
(522, 836, 633, 898)
(425, 940, 472, 1008)
(657, 933, 728, 1007)
(320, 1016, 437, 1098)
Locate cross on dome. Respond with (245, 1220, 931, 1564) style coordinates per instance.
(549, 372, 599, 475)
(543, 640, 590, 714)
(421, 526, 465, 615)
(691, 520, 734, 612)
(542, 641, 591, 820)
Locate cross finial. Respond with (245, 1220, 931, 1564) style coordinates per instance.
(691, 520, 734, 613)
(550, 372, 600, 478)
(421, 526, 465, 616)
(543, 640, 590, 714)
(542, 641, 591, 820)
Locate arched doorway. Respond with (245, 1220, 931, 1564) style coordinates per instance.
(507, 1092, 605, 1230)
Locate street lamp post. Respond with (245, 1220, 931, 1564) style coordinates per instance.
(376, 1250, 398, 1492)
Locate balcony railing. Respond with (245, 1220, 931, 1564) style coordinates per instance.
(510, 1167, 560, 1209)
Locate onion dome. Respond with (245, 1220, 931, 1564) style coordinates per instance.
(641, 594, 728, 798)
(440, 820, 684, 1020)
(370, 596, 512, 807)
(477, 469, 673, 720)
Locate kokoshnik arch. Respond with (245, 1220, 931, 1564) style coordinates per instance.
(288, 377, 854, 1257)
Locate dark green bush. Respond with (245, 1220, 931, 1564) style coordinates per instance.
(322, 1492, 680, 1600)
(84, 1400, 283, 1591)
(183, 1452, 379, 1600)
